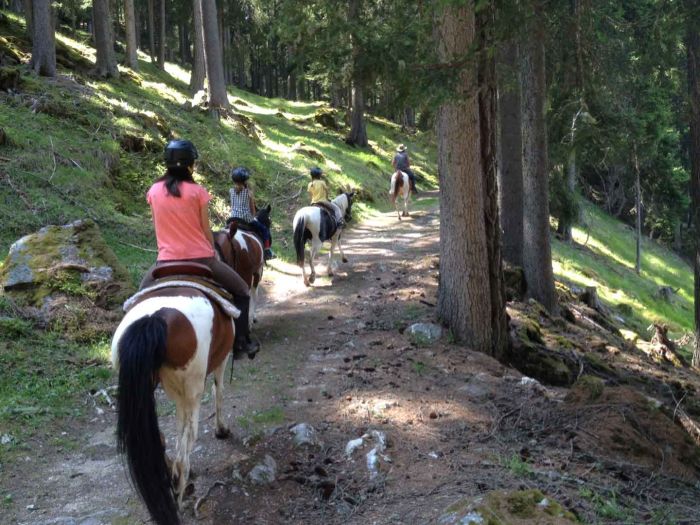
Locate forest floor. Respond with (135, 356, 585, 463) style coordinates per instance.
(3, 194, 700, 525)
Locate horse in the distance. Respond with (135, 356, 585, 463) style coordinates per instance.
(112, 263, 239, 525)
(390, 170, 411, 220)
(215, 205, 270, 327)
(293, 192, 354, 286)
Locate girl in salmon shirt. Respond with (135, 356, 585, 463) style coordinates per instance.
(140, 139, 259, 359)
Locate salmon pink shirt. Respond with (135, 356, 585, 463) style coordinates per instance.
(146, 180, 215, 261)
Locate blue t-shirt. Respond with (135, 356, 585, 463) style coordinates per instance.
(393, 152, 409, 170)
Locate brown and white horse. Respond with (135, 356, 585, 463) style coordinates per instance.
(112, 285, 236, 525)
(389, 170, 411, 220)
(215, 223, 264, 328)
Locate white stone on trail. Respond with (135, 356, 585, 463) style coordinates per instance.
(408, 322, 442, 342)
(247, 455, 277, 485)
(290, 423, 319, 447)
(345, 430, 391, 479)
(1, 434, 14, 445)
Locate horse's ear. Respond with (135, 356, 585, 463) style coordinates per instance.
(228, 222, 238, 239)
(265, 204, 271, 212)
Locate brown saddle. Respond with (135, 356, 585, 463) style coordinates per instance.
(152, 261, 213, 280)
(313, 202, 337, 216)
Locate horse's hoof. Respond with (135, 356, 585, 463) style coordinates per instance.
(342, 257, 348, 263)
(309, 274, 315, 284)
(184, 481, 195, 497)
(215, 427, 231, 439)
(304, 280, 311, 287)
(253, 319, 258, 324)
(328, 271, 334, 277)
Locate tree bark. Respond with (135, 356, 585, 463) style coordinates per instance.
(147, 0, 156, 62)
(520, 0, 556, 312)
(157, 0, 165, 68)
(687, 15, 700, 368)
(435, 1, 507, 358)
(189, 0, 206, 93)
(124, 0, 138, 69)
(93, 0, 119, 78)
(30, 0, 55, 77)
(345, 0, 368, 147)
(634, 149, 642, 275)
(22, 0, 33, 41)
(201, 0, 228, 110)
(497, 39, 523, 266)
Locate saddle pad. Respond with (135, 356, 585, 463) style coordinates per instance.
(123, 278, 240, 319)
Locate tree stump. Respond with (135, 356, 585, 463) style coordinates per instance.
(580, 286, 604, 311)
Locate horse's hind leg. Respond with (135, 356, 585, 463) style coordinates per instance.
(212, 360, 230, 438)
(171, 380, 205, 507)
(403, 195, 410, 217)
(328, 238, 337, 277)
(308, 239, 321, 284)
(337, 232, 348, 263)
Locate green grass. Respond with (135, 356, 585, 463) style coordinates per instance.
(552, 202, 694, 342)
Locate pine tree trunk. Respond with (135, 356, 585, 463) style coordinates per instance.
(30, 0, 55, 77)
(124, 0, 138, 69)
(520, 0, 556, 312)
(157, 0, 165, 68)
(688, 18, 700, 368)
(497, 39, 523, 266)
(201, 0, 228, 111)
(23, 0, 33, 41)
(347, 81, 368, 146)
(93, 0, 119, 78)
(634, 150, 642, 275)
(435, 1, 506, 357)
(189, 0, 206, 93)
(147, 0, 156, 62)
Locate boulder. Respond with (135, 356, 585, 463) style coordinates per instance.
(407, 322, 442, 343)
(1, 219, 132, 311)
(314, 108, 340, 130)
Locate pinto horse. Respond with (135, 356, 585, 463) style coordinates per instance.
(390, 170, 411, 220)
(293, 192, 354, 286)
(215, 205, 271, 327)
(112, 267, 238, 525)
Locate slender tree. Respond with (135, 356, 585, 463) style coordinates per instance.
(30, 0, 55, 77)
(687, 7, 700, 367)
(201, 0, 228, 110)
(435, 0, 507, 357)
(157, 0, 165, 68)
(124, 0, 139, 69)
(189, 0, 206, 93)
(147, 0, 156, 62)
(520, 0, 556, 312)
(93, 0, 119, 78)
(497, 40, 523, 266)
(22, 0, 32, 41)
(346, 0, 368, 146)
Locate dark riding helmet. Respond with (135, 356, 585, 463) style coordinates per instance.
(164, 140, 198, 168)
(310, 166, 323, 178)
(231, 167, 250, 183)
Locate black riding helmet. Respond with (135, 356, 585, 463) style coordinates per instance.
(310, 166, 323, 179)
(164, 139, 198, 168)
(231, 167, 250, 183)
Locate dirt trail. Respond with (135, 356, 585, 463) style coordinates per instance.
(4, 194, 700, 525)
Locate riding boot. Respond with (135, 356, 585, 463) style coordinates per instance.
(264, 248, 276, 260)
(232, 295, 260, 360)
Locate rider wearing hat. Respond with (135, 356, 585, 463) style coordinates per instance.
(392, 143, 418, 194)
(229, 167, 275, 260)
(140, 140, 259, 359)
(308, 166, 344, 228)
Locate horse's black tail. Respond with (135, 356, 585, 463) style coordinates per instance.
(293, 215, 306, 267)
(115, 315, 180, 525)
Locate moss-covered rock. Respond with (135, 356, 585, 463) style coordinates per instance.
(567, 375, 605, 403)
(438, 489, 579, 524)
(503, 263, 526, 301)
(291, 141, 325, 161)
(314, 108, 340, 130)
(1, 219, 132, 310)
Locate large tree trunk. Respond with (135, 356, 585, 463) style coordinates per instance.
(520, 0, 556, 312)
(687, 15, 700, 368)
(124, 0, 138, 69)
(201, 0, 228, 111)
(30, 0, 55, 77)
(634, 149, 642, 275)
(93, 0, 119, 78)
(189, 0, 206, 93)
(435, 2, 507, 358)
(497, 39, 523, 266)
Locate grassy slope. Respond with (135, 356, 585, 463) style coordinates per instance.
(0, 10, 695, 450)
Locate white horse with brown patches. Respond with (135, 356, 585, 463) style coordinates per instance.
(111, 277, 237, 525)
(389, 170, 411, 220)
